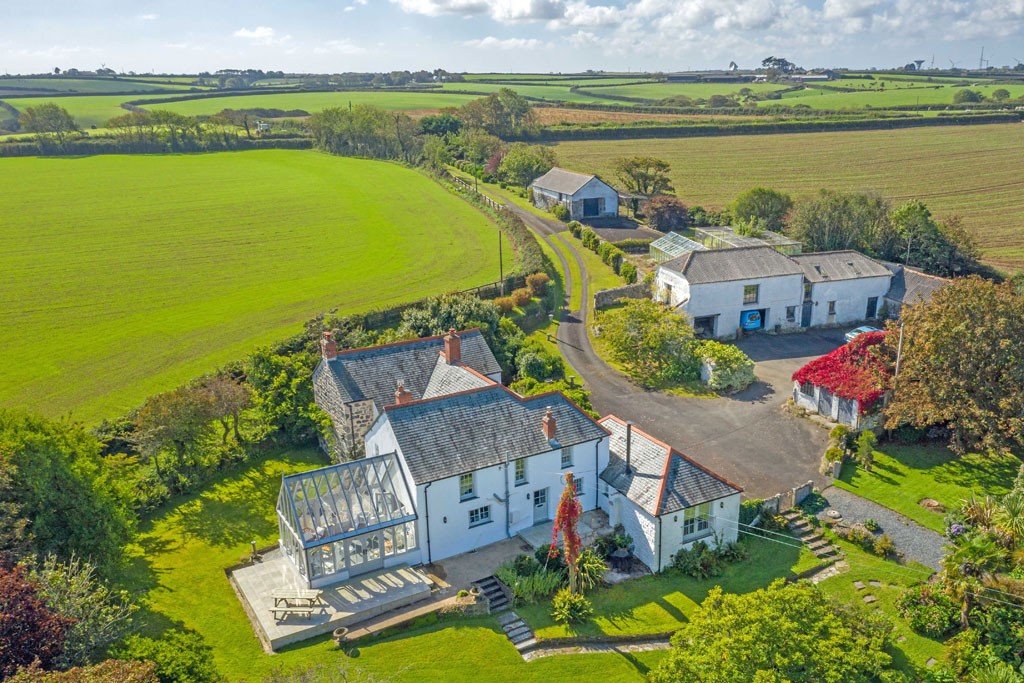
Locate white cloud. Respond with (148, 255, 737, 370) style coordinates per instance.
(395, 0, 567, 21)
(234, 26, 276, 39)
(344, 5, 356, 10)
(463, 35, 546, 48)
(137, 13, 159, 21)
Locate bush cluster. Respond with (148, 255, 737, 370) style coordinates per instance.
(896, 585, 960, 638)
(694, 340, 756, 392)
(551, 204, 570, 221)
(834, 525, 896, 557)
(551, 588, 593, 624)
(669, 538, 748, 579)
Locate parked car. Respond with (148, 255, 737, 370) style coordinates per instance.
(845, 325, 882, 343)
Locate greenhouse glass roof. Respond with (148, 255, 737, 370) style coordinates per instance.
(649, 232, 707, 262)
(277, 453, 416, 550)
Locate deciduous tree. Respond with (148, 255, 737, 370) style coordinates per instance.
(497, 143, 556, 187)
(0, 563, 71, 678)
(787, 189, 890, 254)
(731, 187, 793, 232)
(649, 580, 894, 683)
(598, 299, 696, 385)
(642, 195, 690, 232)
(613, 156, 674, 196)
(884, 277, 1024, 454)
(136, 386, 215, 478)
(18, 103, 78, 151)
(202, 377, 251, 445)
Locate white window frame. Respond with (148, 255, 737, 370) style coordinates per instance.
(459, 473, 475, 501)
(573, 477, 583, 496)
(682, 502, 712, 539)
(560, 447, 573, 469)
(743, 284, 759, 305)
(514, 459, 527, 486)
(469, 505, 491, 527)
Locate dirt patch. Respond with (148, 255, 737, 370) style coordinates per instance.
(919, 498, 946, 514)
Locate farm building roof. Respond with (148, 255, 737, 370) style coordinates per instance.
(383, 384, 608, 485)
(660, 246, 804, 284)
(792, 332, 892, 412)
(312, 329, 500, 413)
(598, 416, 742, 516)
(791, 251, 892, 282)
(530, 167, 600, 196)
(883, 264, 949, 307)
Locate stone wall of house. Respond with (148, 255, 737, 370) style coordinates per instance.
(594, 282, 651, 310)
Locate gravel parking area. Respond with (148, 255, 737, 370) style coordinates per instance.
(820, 486, 946, 570)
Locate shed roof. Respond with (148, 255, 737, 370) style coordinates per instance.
(531, 167, 601, 196)
(791, 251, 892, 282)
(660, 246, 804, 284)
(385, 385, 609, 485)
(313, 329, 500, 413)
(598, 416, 742, 516)
(883, 264, 949, 307)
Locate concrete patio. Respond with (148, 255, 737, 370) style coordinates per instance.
(517, 509, 612, 550)
(230, 548, 432, 651)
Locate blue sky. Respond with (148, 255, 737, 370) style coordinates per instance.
(3, 0, 1022, 74)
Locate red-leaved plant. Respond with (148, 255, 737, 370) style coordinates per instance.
(551, 472, 583, 593)
(792, 331, 892, 413)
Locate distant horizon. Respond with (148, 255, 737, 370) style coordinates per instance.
(3, 0, 1022, 76)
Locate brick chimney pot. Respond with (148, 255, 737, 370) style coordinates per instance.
(542, 406, 556, 441)
(320, 331, 338, 360)
(444, 328, 461, 365)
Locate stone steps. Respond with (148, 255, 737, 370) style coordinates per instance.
(498, 611, 538, 652)
(474, 576, 510, 613)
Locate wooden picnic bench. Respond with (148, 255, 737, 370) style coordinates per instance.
(269, 604, 325, 621)
(271, 588, 324, 607)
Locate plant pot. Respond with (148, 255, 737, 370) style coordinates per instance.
(469, 586, 482, 597)
(332, 627, 349, 645)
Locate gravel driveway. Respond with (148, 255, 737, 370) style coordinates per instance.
(820, 486, 946, 571)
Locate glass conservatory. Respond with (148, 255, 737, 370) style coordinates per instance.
(276, 453, 418, 587)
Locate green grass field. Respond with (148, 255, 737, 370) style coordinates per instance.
(576, 82, 788, 100)
(0, 94, 186, 128)
(834, 445, 1020, 532)
(145, 90, 482, 117)
(122, 448, 665, 682)
(0, 77, 200, 93)
(0, 150, 512, 422)
(771, 83, 1024, 109)
(555, 123, 1024, 271)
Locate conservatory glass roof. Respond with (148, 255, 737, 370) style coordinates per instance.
(277, 453, 416, 549)
(649, 232, 708, 262)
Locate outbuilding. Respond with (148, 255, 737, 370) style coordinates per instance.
(530, 167, 619, 221)
(792, 331, 891, 428)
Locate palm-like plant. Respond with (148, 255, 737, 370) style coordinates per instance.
(973, 663, 1024, 683)
(962, 494, 1001, 530)
(942, 531, 1008, 628)
(997, 491, 1024, 544)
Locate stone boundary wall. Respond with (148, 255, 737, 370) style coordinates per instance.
(594, 282, 651, 310)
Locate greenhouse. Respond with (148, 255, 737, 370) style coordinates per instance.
(649, 232, 707, 263)
(276, 453, 419, 588)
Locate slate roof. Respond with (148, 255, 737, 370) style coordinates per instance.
(423, 357, 492, 399)
(598, 416, 742, 516)
(314, 329, 500, 413)
(384, 385, 609, 485)
(660, 246, 804, 284)
(791, 251, 892, 282)
(530, 167, 600, 196)
(883, 264, 948, 307)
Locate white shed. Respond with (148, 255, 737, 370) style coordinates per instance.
(530, 167, 619, 221)
(598, 416, 743, 573)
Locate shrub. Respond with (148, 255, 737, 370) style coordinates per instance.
(740, 499, 764, 525)
(510, 287, 533, 307)
(592, 531, 633, 559)
(526, 273, 550, 297)
(824, 447, 845, 462)
(829, 425, 851, 451)
(670, 540, 722, 579)
(621, 262, 638, 284)
(896, 585, 959, 638)
(494, 297, 515, 314)
(856, 430, 877, 471)
(567, 221, 582, 238)
(864, 518, 880, 532)
(580, 227, 600, 251)
(873, 534, 896, 557)
(114, 630, 220, 683)
(551, 588, 593, 624)
(551, 204, 570, 221)
(695, 341, 756, 392)
(575, 548, 608, 592)
(537, 543, 566, 572)
(643, 195, 690, 231)
(456, 589, 469, 598)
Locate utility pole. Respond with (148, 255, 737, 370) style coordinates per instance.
(894, 322, 905, 377)
(498, 232, 504, 295)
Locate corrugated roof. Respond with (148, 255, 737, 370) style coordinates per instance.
(313, 329, 500, 412)
(661, 246, 804, 284)
(385, 385, 609, 485)
(530, 167, 598, 196)
(598, 417, 742, 516)
(791, 251, 892, 282)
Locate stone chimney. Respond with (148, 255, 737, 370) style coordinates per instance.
(320, 331, 337, 360)
(394, 382, 412, 406)
(542, 406, 556, 441)
(443, 328, 461, 365)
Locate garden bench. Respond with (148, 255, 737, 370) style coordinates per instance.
(269, 605, 325, 621)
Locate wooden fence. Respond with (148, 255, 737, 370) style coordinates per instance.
(447, 171, 503, 211)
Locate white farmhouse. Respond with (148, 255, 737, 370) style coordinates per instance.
(790, 251, 892, 327)
(655, 246, 805, 338)
(530, 167, 619, 221)
(598, 417, 743, 572)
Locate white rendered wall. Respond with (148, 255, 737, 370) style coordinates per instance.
(683, 275, 804, 338)
(807, 276, 890, 327)
(655, 493, 741, 572)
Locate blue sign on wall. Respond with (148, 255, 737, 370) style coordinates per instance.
(740, 310, 763, 330)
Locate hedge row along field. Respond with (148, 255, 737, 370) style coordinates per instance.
(555, 123, 1024, 271)
(0, 150, 513, 422)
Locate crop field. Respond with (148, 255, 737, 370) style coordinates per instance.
(437, 81, 621, 103)
(0, 77, 200, 93)
(555, 123, 1024, 271)
(0, 94, 184, 128)
(0, 150, 511, 422)
(575, 82, 789, 100)
(533, 107, 759, 125)
(772, 83, 1024, 109)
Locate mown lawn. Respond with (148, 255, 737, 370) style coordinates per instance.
(834, 444, 1020, 533)
(555, 123, 1024, 272)
(518, 533, 819, 638)
(0, 151, 512, 422)
(120, 448, 664, 683)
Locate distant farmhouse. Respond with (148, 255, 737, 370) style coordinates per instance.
(530, 167, 619, 221)
(655, 247, 948, 338)
(276, 330, 742, 589)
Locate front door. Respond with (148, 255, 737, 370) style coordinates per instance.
(866, 296, 878, 319)
(346, 532, 384, 577)
(533, 488, 549, 525)
(801, 302, 813, 327)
